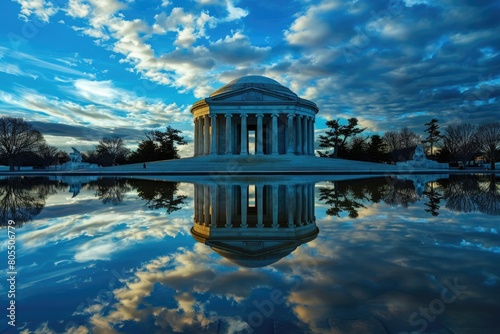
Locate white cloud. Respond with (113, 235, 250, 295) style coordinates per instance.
(67, 0, 90, 18)
(0, 63, 38, 79)
(284, 1, 342, 47)
(224, 0, 248, 21)
(15, 0, 59, 23)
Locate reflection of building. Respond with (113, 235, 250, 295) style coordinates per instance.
(190, 76, 318, 156)
(191, 180, 318, 267)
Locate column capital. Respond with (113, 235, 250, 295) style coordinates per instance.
(225, 114, 233, 118)
(256, 113, 264, 118)
(287, 113, 295, 119)
(271, 113, 278, 118)
(240, 114, 248, 118)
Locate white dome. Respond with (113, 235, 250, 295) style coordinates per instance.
(210, 75, 297, 98)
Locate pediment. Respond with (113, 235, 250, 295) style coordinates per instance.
(208, 87, 298, 103)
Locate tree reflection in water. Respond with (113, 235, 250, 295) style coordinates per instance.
(443, 174, 500, 215)
(318, 178, 391, 218)
(319, 175, 500, 218)
(0, 177, 63, 226)
(423, 183, 443, 216)
(85, 178, 187, 213)
(87, 177, 131, 205)
(128, 179, 187, 214)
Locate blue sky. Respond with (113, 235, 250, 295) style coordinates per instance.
(1, 0, 499, 157)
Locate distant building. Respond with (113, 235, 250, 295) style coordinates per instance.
(190, 75, 318, 156)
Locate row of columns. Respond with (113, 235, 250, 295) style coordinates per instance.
(193, 113, 315, 156)
(193, 183, 316, 228)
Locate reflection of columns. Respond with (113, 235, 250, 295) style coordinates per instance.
(204, 185, 210, 225)
(240, 114, 248, 155)
(310, 184, 315, 222)
(302, 116, 308, 155)
(287, 185, 294, 226)
(287, 114, 295, 154)
(296, 185, 303, 225)
(194, 184, 198, 221)
(297, 116, 303, 154)
(309, 184, 315, 222)
(256, 114, 263, 155)
(203, 115, 210, 155)
(210, 115, 217, 155)
(271, 113, 278, 155)
(257, 185, 263, 227)
(302, 185, 307, 225)
(225, 185, 232, 227)
(225, 114, 232, 155)
(272, 185, 278, 228)
(211, 185, 217, 228)
(241, 185, 248, 227)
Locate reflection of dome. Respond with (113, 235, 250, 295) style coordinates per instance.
(192, 227, 319, 268)
(211, 244, 297, 268)
(209, 75, 298, 98)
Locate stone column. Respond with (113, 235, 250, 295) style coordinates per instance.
(204, 115, 210, 155)
(296, 115, 303, 154)
(198, 117, 204, 155)
(194, 119, 198, 156)
(225, 114, 232, 155)
(240, 185, 248, 228)
(309, 117, 314, 155)
(287, 114, 295, 154)
(210, 114, 217, 155)
(257, 184, 263, 227)
(240, 114, 248, 155)
(256, 114, 264, 155)
(271, 113, 278, 155)
(302, 116, 308, 155)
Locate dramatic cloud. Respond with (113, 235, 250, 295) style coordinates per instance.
(1, 0, 499, 154)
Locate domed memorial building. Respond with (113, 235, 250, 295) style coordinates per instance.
(190, 76, 318, 156)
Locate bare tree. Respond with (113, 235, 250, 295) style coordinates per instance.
(95, 137, 130, 166)
(476, 122, 500, 170)
(443, 123, 478, 167)
(0, 117, 45, 171)
(383, 131, 400, 152)
(399, 127, 421, 150)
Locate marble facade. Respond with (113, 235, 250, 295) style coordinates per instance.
(190, 76, 318, 156)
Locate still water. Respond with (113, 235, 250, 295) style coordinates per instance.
(0, 174, 499, 333)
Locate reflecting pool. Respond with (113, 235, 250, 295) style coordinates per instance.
(0, 174, 499, 333)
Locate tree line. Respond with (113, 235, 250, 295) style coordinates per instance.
(318, 117, 500, 170)
(0, 117, 186, 170)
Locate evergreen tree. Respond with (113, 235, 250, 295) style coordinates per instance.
(422, 118, 442, 158)
(130, 127, 187, 162)
(318, 118, 366, 158)
(367, 135, 389, 163)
